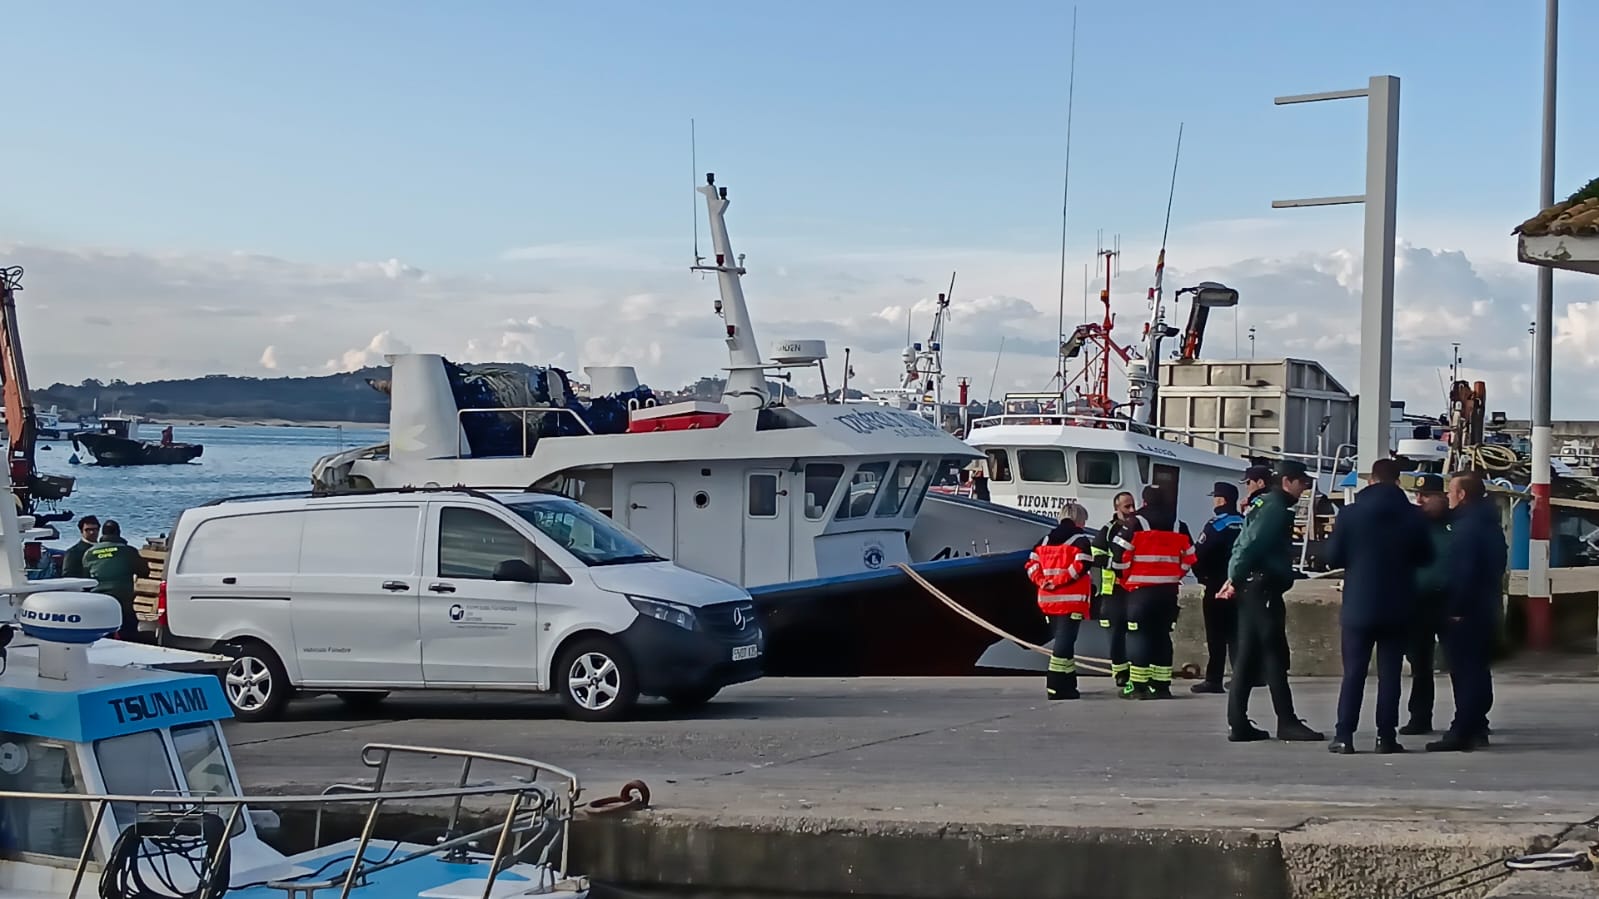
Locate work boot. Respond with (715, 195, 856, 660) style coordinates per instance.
(1191, 680, 1225, 695)
(1149, 682, 1174, 700)
(1228, 721, 1271, 743)
(1276, 718, 1325, 742)
(1121, 682, 1152, 700)
(1398, 719, 1432, 736)
(1327, 737, 1355, 755)
(1375, 736, 1406, 754)
(1114, 669, 1130, 688)
(1425, 731, 1477, 753)
(1046, 671, 1080, 701)
(1473, 732, 1491, 748)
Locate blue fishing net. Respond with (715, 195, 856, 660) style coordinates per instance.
(442, 361, 655, 457)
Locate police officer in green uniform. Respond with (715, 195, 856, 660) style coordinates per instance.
(1402, 473, 1454, 735)
(83, 519, 150, 642)
(1222, 461, 1324, 743)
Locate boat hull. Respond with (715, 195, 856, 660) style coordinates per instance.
(71, 431, 203, 465)
(750, 552, 1045, 677)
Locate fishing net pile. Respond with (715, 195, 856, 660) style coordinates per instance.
(443, 361, 656, 457)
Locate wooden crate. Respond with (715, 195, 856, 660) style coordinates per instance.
(134, 538, 168, 622)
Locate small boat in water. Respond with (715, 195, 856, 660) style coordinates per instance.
(70, 414, 203, 465)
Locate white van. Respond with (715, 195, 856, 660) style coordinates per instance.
(156, 487, 764, 722)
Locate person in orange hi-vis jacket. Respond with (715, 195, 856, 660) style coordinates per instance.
(1026, 502, 1095, 700)
(1120, 485, 1197, 700)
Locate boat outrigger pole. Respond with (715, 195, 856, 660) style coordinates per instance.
(1129, 123, 1185, 428)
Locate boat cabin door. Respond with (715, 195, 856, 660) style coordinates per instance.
(1151, 462, 1181, 505)
(626, 482, 677, 558)
(742, 470, 791, 586)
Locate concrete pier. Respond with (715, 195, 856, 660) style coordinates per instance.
(227, 672, 1599, 899)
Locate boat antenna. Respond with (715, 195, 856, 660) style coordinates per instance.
(1131, 121, 1184, 426)
(986, 336, 1006, 405)
(1054, 5, 1078, 391)
(691, 118, 702, 267)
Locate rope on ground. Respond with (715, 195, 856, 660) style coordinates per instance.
(893, 563, 1114, 675)
(576, 780, 651, 819)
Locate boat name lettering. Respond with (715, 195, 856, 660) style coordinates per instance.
(107, 686, 210, 725)
(1135, 442, 1178, 459)
(1018, 494, 1075, 511)
(835, 409, 939, 436)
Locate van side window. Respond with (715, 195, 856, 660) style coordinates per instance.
(300, 506, 420, 575)
(438, 507, 537, 580)
(176, 511, 303, 575)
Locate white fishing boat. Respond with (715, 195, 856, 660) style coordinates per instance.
(311, 173, 1053, 677)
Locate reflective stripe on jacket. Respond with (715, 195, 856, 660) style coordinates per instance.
(1122, 528, 1197, 589)
(1026, 534, 1094, 616)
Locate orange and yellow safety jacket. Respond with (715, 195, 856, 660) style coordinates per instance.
(1121, 528, 1197, 590)
(1025, 532, 1094, 617)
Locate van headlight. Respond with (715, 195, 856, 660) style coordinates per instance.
(627, 595, 697, 631)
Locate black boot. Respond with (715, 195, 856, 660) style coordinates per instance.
(1375, 736, 1406, 754)
(1426, 730, 1480, 752)
(1046, 670, 1080, 700)
(1228, 721, 1271, 742)
(1149, 681, 1174, 699)
(1277, 718, 1326, 742)
(1191, 680, 1225, 694)
(1398, 719, 1432, 736)
(1113, 667, 1130, 688)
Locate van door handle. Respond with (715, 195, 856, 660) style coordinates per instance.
(428, 583, 456, 594)
(222, 577, 237, 585)
(381, 581, 409, 592)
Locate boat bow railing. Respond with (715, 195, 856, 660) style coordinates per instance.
(9, 742, 583, 899)
(456, 406, 596, 458)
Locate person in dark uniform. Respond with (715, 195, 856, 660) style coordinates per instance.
(1241, 464, 1272, 517)
(1221, 460, 1324, 743)
(60, 515, 101, 579)
(1325, 458, 1434, 754)
(1427, 470, 1506, 752)
(1402, 474, 1453, 735)
(1026, 503, 1095, 700)
(1191, 483, 1244, 694)
(1092, 492, 1144, 689)
(83, 519, 151, 641)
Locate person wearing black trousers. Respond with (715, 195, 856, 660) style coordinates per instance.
(1324, 458, 1434, 754)
(1191, 483, 1244, 694)
(1427, 470, 1506, 752)
(1402, 474, 1453, 735)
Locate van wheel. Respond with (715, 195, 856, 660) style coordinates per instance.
(335, 691, 389, 712)
(662, 687, 720, 710)
(222, 641, 291, 722)
(556, 637, 639, 722)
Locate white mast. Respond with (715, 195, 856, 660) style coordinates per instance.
(694, 173, 769, 411)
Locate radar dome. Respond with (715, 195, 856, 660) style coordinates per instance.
(17, 591, 122, 645)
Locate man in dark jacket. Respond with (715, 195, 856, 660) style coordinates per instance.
(60, 515, 101, 578)
(1191, 482, 1243, 694)
(1325, 458, 1435, 754)
(1402, 474, 1453, 735)
(83, 519, 151, 641)
(1427, 471, 1506, 752)
(1221, 460, 1324, 743)
(1241, 464, 1272, 517)
(1092, 492, 1144, 688)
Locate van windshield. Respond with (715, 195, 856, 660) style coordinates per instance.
(505, 498, 666, 567)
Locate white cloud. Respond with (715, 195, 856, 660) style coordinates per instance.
(326, 331, 412, 374)
(8, 229, 1598, 417)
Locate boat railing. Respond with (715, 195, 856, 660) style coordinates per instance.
(968, 411, 1355, 472)
(456, 406, 596, 458)
(9, 741, 582, 899)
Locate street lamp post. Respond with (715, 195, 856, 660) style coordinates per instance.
(1272, 75, 1401, 479)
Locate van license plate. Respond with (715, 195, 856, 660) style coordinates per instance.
(732, 644, 760, 662)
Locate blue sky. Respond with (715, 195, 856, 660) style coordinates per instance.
(3, 1, 1597, 414)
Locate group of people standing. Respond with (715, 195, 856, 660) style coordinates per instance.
(60, 514, 151, 641)
(1024, 456, 1506, 752)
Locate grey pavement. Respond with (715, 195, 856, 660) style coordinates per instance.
(225, 673, 1599, 832)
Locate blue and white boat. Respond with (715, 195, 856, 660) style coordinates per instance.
(0, 473, 592, 897)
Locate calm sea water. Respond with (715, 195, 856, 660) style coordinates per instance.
(35, 424, 389, 548)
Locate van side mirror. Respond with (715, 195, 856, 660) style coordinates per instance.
(492, 559, 538, 583)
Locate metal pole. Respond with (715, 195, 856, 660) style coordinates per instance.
(1528, 0, 1558, 650)
(1357, 75, 1400, 479)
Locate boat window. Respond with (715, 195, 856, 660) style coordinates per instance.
(506, 498, 666, 567)
(930, 457, 966, 488)
(876, 461, 922, 517)
(1017, 449, 1069, 483)
(299, 506, 420, 576)
(170, 723, 246, 836)
(1136, 454, 1152, 484)
(748, 473, 779, 518)
(96, 730, 179, 831)
(904, 461, 938, 518)
(1076, 451, 1122, 486)
(439, 507, 539, 579)
(0, 733, 90, 859)
(176, 511, 303, 575)
(756, 407, 815, 430)
(985, 449, 1013, 482)
(834, 461, 891, 520)
(802, 463, 844, 519)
